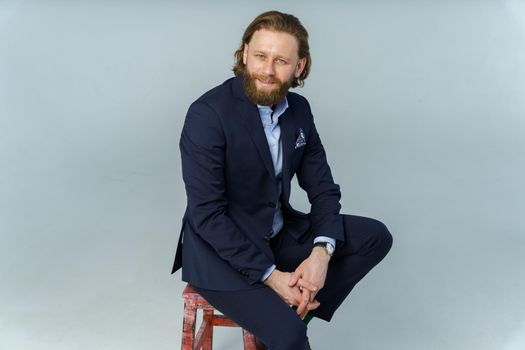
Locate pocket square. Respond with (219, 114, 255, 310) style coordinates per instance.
(295, 128, 307, 149)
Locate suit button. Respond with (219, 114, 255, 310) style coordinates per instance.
(263, 234, 271, 241)
(268, 202, 276, 208)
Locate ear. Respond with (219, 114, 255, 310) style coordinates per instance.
(295, 57, 307, 78)
(243, 44, 248, 65)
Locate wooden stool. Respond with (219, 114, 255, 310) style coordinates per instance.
(182, 284, 257, 350)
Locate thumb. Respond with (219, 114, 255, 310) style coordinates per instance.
(288, 272, 299, 287)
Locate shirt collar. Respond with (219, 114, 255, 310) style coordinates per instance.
(257, 97, 289, 122)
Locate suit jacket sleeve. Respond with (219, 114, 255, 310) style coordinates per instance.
(180, 101, 273, 284)
(296, 100, 345, 242)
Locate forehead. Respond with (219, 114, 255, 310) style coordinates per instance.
(247, 29, 299, 59)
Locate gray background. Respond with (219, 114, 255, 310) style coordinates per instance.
(1, 0, 524, 349)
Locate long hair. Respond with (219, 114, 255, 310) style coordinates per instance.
(232, 11, 311, 88)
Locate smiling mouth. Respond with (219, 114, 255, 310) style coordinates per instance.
(258, 79, 277, 86)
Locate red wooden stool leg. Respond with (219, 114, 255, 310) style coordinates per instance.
(194, 308, 214, 350)
(182, 284, 259, 350)
(181, 301, 197, 350)
(202, 309, 214, 349)
(243, 329, 257, 350)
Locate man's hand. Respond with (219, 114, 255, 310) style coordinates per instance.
(264, 269, 320, 318)
(289, 246, 331, 302)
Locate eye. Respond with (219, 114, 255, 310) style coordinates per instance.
(255, 53, 265, 60)
(276, 58, 288, 65)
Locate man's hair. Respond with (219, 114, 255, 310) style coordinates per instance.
(232, 11, 311, 88)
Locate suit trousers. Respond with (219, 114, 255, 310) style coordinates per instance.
(194, 214, 393, 350)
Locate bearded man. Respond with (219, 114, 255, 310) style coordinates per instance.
(171, 11, 393, 350)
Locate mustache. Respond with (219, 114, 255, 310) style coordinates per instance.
(254, 74, 279, 84)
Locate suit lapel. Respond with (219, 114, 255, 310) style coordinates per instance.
(232, 75, 276, 180)
(280, 107, 296, 200)
(239, 101, 276, 181)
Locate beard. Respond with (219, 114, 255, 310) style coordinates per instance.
(243, 71, 293, 106)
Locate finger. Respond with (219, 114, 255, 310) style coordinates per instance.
(300, 294, 312, 318)
(293, 288, 309, 314)
(301, 288, 310, 304)
(296, 297, 308, 316)
(297, 278, 318, 293)
(307, 299, 320, 311)
(288, 272, 299, 287)
(300, 308, 309, 319)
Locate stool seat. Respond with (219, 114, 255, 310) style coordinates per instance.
(181, 284, 257, 350)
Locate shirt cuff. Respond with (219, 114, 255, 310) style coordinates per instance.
(313, 236, 336, 252)
(261, 264, 276, 282)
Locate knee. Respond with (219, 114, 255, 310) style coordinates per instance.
(371, 219, 393, 257)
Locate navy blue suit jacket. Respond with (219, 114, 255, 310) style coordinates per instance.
(171, 75, 344, 291)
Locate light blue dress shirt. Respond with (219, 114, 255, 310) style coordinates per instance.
(257, 98, 336, 282)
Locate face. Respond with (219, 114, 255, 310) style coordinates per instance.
(242, 29, 306, 106)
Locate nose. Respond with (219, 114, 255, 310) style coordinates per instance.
(262, 60, 275, 75)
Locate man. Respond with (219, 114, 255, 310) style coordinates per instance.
(172, 11, 392, 350)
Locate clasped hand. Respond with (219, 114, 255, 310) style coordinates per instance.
(264, 247, 330, 319)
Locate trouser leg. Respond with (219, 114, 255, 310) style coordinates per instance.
(274, 214, 393, 321)
(191, 214, 391, 347)
(193, 286, 310, 350)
